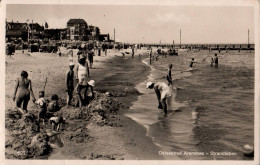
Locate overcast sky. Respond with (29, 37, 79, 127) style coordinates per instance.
(6, 4, 255, 44)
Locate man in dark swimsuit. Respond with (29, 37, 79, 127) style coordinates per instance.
(214, 54, 218, 67)
(167, 64, 173, 86)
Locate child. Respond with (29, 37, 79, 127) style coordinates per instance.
(211, 58, 214, 67)
(49, 116, 65, 132)
(66, 62, 75, 106)
(167, 64, 173, 86)
(47, 94, 59, 112)
(57, 48, 61, 57)
(13, 71, 36, 115)
(189, 58, 196, 69)
(35, 91, 47, 125)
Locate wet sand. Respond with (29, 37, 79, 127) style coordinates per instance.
(5, 49, 163, 159)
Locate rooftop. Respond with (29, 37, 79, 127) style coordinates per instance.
(67, 19, 87, 25)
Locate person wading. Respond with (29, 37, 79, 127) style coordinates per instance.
(146, 82, 172, 115)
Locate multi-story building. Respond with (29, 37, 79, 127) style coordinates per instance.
(44, 28, 67, 40)
(67, 19, 88, 41)
(88, 25, 100, 41)
(29, 23, 44, 40)
(6, 21, 45, 41)
(6, 21, 28, 41)
(99, 34, 110, 42)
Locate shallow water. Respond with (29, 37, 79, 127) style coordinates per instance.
(125, 49, 254, 160)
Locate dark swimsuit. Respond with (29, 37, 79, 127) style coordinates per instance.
(190, 62, 194, 68)
(167, 70, 172, 85)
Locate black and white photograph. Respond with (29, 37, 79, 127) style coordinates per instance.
(0, 0, 259, 164)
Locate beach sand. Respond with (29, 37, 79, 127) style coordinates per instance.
(5, 49, 163, 160)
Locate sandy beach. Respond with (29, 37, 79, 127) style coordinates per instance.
(5, 48, 164, 160)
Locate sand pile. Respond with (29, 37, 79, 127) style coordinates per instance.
(65, 126, 92, 143)
(58, 92, 124, 127)
(57, 106, 91, 120)
(87, 92, 124, 113)
(5, 109, 51, 159)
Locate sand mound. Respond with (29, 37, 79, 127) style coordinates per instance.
(87, 93, 124, 113)
(5, 109, 51, 159)
(65, 126, 92, 143)
(58, 93, 124, 127)
(58, 106, 91, 120)
(59, 93, 124, 120)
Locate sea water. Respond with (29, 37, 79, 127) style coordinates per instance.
(125, 49, 254, 160)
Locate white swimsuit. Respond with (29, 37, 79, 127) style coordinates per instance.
(78, 63, 88, 85)
(155, 82, 172, 99)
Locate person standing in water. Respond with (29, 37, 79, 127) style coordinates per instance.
(13, 71, 36, 114)
(211, 58, 214, 67)
(189, 58, 196, 69)
(132, 45, 135, 58)
(167, 64, 173, 86)
(149, 46, 152, 65)
(146, 82, 172, 115)
(214, 54, 218, 67)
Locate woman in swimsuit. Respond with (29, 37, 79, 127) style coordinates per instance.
(13, 71, 36, 114)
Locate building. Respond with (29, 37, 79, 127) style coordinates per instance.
(6, 21, 28, 41)
(44, 28, 67, 40)
(28, 23, 44, 40)
(88, 25, 100, 41)
(6, 21, 45, 41)
(67, 19, 88, 41)
(99, 34, 110, 42)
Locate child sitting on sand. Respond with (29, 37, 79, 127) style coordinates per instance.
(47, 94, 59, 112)
(49, 116, 65, 132)
(35, 91, 48, 125)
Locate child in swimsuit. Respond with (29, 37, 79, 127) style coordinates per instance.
(35, 91, 48, 125)
(49, 116, 65, 132)
(211, 58, 214, 67)
(13, 71, 36, 114)
(48, 94, 59, 112)
(189, 58, 197, 69)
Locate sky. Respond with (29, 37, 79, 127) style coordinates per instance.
(6, 4, 255, 44)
